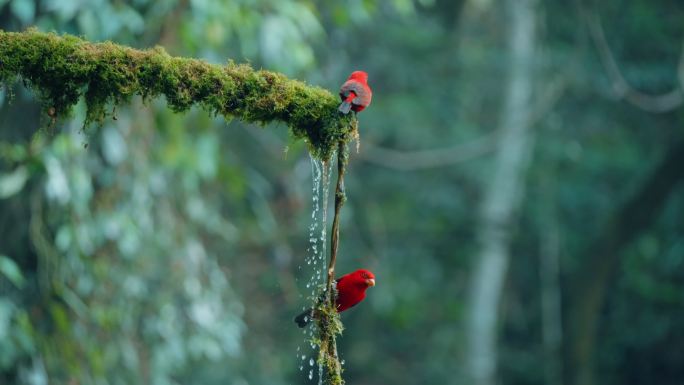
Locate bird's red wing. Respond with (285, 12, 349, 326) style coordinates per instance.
(339, 80, 358, 98)
(342, 294, 365, 310)
(340, 80, 371, 106)
(334, 274, 347, 286)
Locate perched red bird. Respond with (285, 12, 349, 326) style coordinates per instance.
(338, 71, 372, 114)
(295, 269, 376, 328)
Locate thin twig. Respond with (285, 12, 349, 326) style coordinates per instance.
(327, 140, 348, 295)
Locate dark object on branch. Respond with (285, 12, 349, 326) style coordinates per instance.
(295, 308, 314, 328)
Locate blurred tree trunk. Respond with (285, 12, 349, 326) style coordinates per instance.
(540, 189, 563, 385)
(465, 1, 538, 385)
(567, 139, 684, 385)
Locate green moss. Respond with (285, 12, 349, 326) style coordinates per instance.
(0, 29, 356, 160)
(313, 286, 345, 385)
(0, 30, 357, 383)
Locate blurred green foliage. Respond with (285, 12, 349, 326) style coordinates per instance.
(1, 1, 684, 385)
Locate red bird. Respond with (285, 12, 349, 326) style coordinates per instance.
(295, 269, 376, 328)
(338, 71, 372, 114)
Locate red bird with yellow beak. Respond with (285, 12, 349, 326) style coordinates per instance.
(338, 71, 372, 114)
(295, 269, 376, 328)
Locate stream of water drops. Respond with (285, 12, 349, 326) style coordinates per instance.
(298, 154, 334, 383)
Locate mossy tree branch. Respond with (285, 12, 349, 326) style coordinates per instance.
(1, 29, 358, 385)
(0, 29, 356, 160)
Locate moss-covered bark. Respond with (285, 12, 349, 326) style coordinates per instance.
(0, 29, 356, 160)
(0, 29, 356, 384)
(315, 301, 345, 385)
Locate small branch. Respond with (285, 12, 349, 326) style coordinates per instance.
(327, 141, 348, 293)
(315, 140, 349, 385)
(0, 29, 355, 159)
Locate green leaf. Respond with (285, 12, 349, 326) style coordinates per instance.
(0, 255, 24, 288)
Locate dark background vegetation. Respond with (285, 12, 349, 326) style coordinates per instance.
(1, 1, 683, 385)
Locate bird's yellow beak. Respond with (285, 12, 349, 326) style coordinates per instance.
(366, 278, 376, 287)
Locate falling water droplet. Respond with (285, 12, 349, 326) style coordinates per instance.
(295, 156, 337, 385)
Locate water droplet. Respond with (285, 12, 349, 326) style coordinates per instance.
(309, 370, 313, 380)
(309, 358, 315, 366)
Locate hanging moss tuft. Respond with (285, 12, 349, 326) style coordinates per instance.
(0, 29, 355, 160)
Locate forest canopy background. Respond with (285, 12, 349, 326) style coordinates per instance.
(1, 1, 684, 385)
